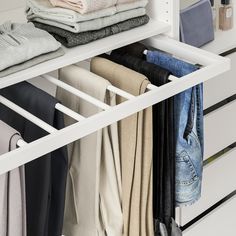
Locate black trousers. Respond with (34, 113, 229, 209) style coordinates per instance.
(101, 47, 176, 235)
(0, 82, 68, 236)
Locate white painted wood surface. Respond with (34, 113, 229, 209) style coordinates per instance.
(202, 2, 236, 55)
(183, 194, 236, 236)
(204, 52, 236, 109)
(201, 1, 236, 54)
(204, 100, 236, 159)
(180, 148, 236, 225)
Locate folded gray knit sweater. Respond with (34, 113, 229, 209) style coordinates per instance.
(0, 21, 61, 71)
(33, 15, 149, 48)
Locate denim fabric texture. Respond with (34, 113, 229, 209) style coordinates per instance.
(147, 50, 204, 206)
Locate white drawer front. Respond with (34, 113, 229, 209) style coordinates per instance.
(204, 52, 236, 109)
(180, 148, 236, 225)
(204, 100, 236, 159)
(183, 195, 236, 236)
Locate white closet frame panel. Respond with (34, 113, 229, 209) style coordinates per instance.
(0, 36, 230, 175)
(147, 0, 179, 38)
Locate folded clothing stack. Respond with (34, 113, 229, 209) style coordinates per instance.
(0, 21, 64, 77)
(26, 0, 150, 47)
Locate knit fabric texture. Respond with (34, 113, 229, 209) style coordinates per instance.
(33, 15, 149, 48)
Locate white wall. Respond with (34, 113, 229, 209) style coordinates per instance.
(0, 0, 26, 23)
(0, 0, 25, 12)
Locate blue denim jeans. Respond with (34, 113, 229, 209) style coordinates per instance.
(147, 50, 204, 206)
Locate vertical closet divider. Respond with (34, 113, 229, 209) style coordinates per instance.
(0, 95, 57, 134)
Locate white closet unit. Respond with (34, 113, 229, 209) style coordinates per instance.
(0, 0, 230, 173)
(0, 1, 236, 234)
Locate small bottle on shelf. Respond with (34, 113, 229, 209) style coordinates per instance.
(219, 0, 234, 31)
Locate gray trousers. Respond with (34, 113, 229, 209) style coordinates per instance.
(0, 120, 26, 236)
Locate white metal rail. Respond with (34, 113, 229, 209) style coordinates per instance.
(17, 139, 27, 147)
(0, 95, 57, 134)
(42, 74, 111, 110)
(0, 36, 230, 175)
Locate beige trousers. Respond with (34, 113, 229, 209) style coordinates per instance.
(91, 57, 154, 236)
(57, 65, 122, 236)
(0, 121, 27, 236)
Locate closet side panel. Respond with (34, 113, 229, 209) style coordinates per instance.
(147, 0, 180, 38)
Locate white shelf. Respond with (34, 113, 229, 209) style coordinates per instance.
(202, 28, 236, 54)
(202, 1, 236, 54)
(0, 19, 170, 89)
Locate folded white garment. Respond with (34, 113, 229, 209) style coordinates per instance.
(26, 0, 148, 23)
(30, 7, 146, 33)
(0, 21, 61, 72)
(49, 0, 143, 14)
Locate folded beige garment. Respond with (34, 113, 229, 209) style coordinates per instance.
(49, 0, 142, 14)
